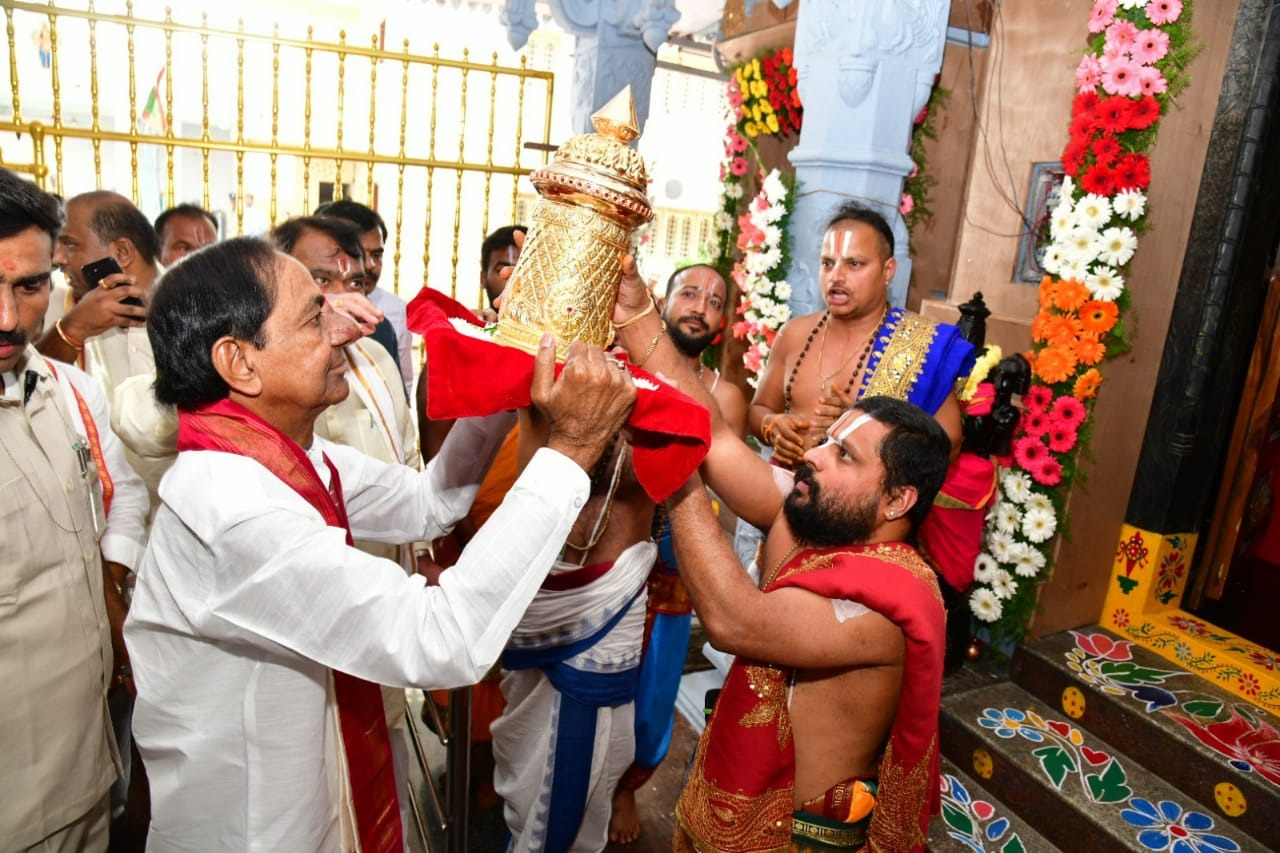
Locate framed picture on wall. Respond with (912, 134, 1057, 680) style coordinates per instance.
(1014, 161, 1067, 284)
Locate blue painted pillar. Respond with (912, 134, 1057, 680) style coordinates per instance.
(501, 0, 680, 135)
(785, 0, 949, 313)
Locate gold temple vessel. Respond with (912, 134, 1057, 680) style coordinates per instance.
(494, 87, 654, 358)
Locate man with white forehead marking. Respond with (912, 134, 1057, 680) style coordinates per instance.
(611, 253, 951, 851)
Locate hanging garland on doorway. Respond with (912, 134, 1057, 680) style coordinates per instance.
(968, 0, 1199, 645)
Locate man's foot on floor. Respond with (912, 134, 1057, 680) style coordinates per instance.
(608, 787, 641, 844)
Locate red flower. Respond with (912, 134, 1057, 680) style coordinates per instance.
(1033, 456, 1064, 486)
(1168, 709, 1280, 787)
(1113, 152, 1152, 191)
(1051, 395, 1088, 429)
(1128, 95, 1161, 130)
(1073, 91, 1101, 124)
(1024, 385, 1054, 413)
(1090, 135, 1121, 167)
(1023, 410, 1051, 438)
(1081, 162, 1117, 195)
(1013, 435, 1048, 470)
(1070, 630, 1133, 661)
(778, 47, 793, 65)
(1096, 96, 1133, 134)
(1062, 139, 1090, 177)
(1069, 115, 1096, 146)
(1047, 425, 1078, 453)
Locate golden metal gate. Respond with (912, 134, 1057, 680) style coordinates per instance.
(0, 0, 555, 308)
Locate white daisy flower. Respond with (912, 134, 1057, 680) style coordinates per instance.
(1097, 226, 1138, 267)
(988, 531, 1015, 563)
(1040, 245, 1066, 275)
(761, 171, 787, 202)
(773, 280, 792, 300)
(762, 225, 782, 247)
(1022, 507, 1058, 543)
(1058, 175, 1075, 199)
(761, 203, 787, 226)
(1113, 189, 1146, 221)
(724, 182, 744, 200)
(1118, 0, 1145, 11)
(1001, 471, 1033, 504)
(1024, 493, 1054, 514)
(970, 587, 1004, 622)
(714, 211, 734, 230)
(1050, 208, 1076, 240)
(1074, 194, 1113, 230)
(990, 569, 1018, 600)
(1065, 227, 1101, 263)
(1011, 544, 1047, 578)
(995, 502, 1023, 535)
(1086, 266, 1125, 302)
(1059, 257, 1090, 284)
(973, 553, 1001, 584)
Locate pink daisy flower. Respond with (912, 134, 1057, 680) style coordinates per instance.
(730, 157, 749, 177)
(729, 131, 749, 153)
(1146, 0, 1183, 25)
(1023, 410, 1051, 438)
(899, 193, 914, 215)
(1089, 0, 1118, 33)
(1051, 395, 1088, 429)
(1047, 425, 1079, 454)
(1024, 385, 1053, 413)
(1014, 436, 1049, 471)
(1100, 55, 1144, 97)
(1033, 457, 1064, 487)
(1104, 20, 1140, 55)
(1131, 28, 1170, 65)
(1076, 54, 1103, 93)
(1138, 66, 1169, 96)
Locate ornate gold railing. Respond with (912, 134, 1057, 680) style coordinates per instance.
(0, 1, 555, 303)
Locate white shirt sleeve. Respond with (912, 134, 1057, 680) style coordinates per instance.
(65, 364, 149, 570)
(164, 444, 587, 689)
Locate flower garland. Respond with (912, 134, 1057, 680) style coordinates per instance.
(900, 85, 948, 238)
(969, 0, 1198, 644)
(730, 169, 795, 387)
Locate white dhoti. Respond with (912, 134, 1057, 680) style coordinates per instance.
(492, 541, 655, 853)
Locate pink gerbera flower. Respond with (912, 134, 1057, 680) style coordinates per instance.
(899, 193, 914, 215)
(1089, 0, 1118, 33)
(1013, 436, 1049, 471)
(729, 131, 749, 153)
(1131, 29, 1170, 65)
(1033, 457, 1064, 487)
(1047, 425, 1079, 453)
(730, 157, 749, 177)
(1104, 20, 1140, 55)
(1075, 54, 1103, 94)
(1024, 385, 1053, 413)
(1146, 0, 1183, 25)
(1138, 66, 1169, 96)
(1051, 395, 1088, 429)
(1100, 55, 1144, 97)
(1023, 410, 1051, 438)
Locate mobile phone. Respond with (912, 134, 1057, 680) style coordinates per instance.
(82, 257, 144, 308)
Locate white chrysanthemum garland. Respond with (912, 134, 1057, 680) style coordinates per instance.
(730, 169, 796, 387)
(967, 0, 1197, 643)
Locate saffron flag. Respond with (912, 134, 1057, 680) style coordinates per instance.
(140, 67, 167, 134)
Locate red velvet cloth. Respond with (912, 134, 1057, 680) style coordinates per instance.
(177, 398, 403, 853)
(406, 287, 710, 502)
(918, 452, 999, 592)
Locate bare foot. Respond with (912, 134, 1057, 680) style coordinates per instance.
(608, 787, 641, 844)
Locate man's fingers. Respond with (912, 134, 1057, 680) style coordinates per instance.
(530, 333, 557, 406)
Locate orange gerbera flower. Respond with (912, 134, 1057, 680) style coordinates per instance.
(1039, 275, 1057, 308)
(1079, 300, 1119, 335)
(1074, 367, 1103, 399)
(1043, 314, 1084, 348)
(1034, 344, 1078, 385)
(1053, 279, 1090, 313)
(1073, 334, 1107, 366)
(1031, 311, 1053, 344)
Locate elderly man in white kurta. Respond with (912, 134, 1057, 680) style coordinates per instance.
(124, 236, 637, 852)
(0, 169, 149, 851)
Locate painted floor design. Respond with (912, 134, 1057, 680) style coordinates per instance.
(1066, 630, 1280, 789)
(975, 704, 1249, 852)
(938, 773, 1028, 853)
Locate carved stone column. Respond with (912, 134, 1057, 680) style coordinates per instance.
(786, 0, 949, 313)
(502, 0, 680, 135)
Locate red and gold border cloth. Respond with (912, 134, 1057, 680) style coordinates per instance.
(675, 543, 945, 853)
(406, 287, 710, 502)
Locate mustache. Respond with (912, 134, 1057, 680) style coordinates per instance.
(793, 463, 817, 492)
(0, 329, 27, 346)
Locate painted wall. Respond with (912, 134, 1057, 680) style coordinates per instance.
(925, 0, 1243, 636)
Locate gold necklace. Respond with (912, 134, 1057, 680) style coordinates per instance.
(762, 541, 805, 588)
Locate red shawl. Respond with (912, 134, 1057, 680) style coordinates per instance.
(177, 398, 402, 853)
(406, 287, 709, 502)
(918, 452, 999, 592)
(675, 543, 945, 853)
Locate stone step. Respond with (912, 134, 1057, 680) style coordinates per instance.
(940, 680, 1265, 852)
(1010, 626, 1280, 844)
(929, 758, 1062, 852)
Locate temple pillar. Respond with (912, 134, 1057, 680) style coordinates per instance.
(501, 0, 680, 135)
(786, 0, 948, 313)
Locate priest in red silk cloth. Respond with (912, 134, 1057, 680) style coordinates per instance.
(611, 256, 951, 852)
(123, 237, 637, 852)
(407, 87, 711, 505)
